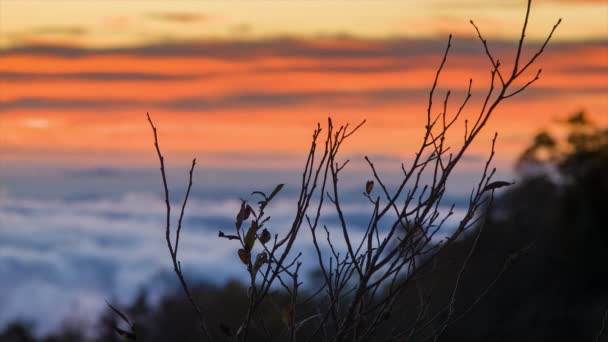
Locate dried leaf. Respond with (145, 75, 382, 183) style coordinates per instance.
(235, 200, 252, 230)
(238, 248, 250, 265)
(243, 205, 252, 221)
(259, 228, 271, 244)
(253, 252, 268, 273)
(366, 180, 374, 194)
(244, 221, 259, 252)
(483, 181, 514, 192)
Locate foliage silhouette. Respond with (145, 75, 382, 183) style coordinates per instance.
(0, 1, 574, 341)
(105, 1, 562, 341)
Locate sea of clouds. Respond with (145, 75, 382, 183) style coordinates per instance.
(0, 161, 489, 336)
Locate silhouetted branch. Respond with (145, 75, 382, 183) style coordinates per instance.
(139, 1, 560, 340)
(146, 113, 213, 342)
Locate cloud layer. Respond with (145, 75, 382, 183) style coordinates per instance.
(2, 36, 606, 167)
(0, 163, 476, 335)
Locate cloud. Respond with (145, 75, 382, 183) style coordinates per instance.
(2, 37, 603, 68)
(0, 37, 489, 59)
(0, 71, 197, 82)
(146, 12, 209, 24)
(458, 153, 486, 163)
(63, 168, 125, 178)
(0, 87, 430, 112)
(0, 161, 474, 334)
(160, 87, 429, 111)
(3, 85, 605, 113)
(229, 22, 253, 36)
(29, 26, 88, 36)
(0, 192, 242, 334)
(101, 16, 130, 31)
(0, 97, 138, 112)
(0, 190, 364, 333)
(557, 65, 608, 74)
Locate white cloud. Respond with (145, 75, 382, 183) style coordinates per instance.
(0, 181, 466, 335)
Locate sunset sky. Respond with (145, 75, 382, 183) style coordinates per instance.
(1, 0, 606, 170)
(0, 0, 606, 335)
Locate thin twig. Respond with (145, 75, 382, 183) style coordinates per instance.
(147, 113, 213, 342)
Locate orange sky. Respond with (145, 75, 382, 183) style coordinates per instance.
(0, 0, 606, 170)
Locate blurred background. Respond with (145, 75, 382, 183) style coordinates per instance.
(0, 0, 606, 340)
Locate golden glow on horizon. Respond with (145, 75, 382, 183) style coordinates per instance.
(1, 0, 606, 49)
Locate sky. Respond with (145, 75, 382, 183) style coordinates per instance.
(1, 0, 606, 169)
(0, 0, 606, 336)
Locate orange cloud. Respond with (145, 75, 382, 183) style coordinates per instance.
(1, 37, 605, 168)
(146, 12, 209, 24)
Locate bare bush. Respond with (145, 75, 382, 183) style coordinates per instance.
(109, 1, 561, 341)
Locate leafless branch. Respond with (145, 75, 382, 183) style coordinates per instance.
(139, 1, 560, 340)
(147, 113, 213, 342)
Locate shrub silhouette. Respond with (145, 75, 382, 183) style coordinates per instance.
(105, 1, 563, 341)
(387, 111, 608, 342)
